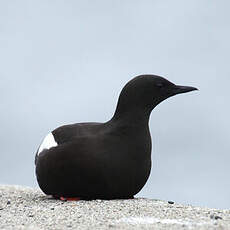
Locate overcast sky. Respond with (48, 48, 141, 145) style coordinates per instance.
(0, 0, 230, 209)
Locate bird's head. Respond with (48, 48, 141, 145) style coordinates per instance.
(117, 75, 198, 113)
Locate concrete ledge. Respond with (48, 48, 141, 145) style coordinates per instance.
(0, 185, 229, 229)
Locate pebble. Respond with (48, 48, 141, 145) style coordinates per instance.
(210, 214, 223, 220)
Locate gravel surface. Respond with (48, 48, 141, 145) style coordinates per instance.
(0, 185, 229, 230)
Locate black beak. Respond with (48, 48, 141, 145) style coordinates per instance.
(173, 85, 198, 95)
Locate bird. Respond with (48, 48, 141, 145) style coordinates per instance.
(35, 74, 197, 200)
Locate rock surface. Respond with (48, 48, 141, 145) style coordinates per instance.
(0, 185, 229, 230)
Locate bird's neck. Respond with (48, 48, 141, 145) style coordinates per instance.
(111, 101, 151, 127)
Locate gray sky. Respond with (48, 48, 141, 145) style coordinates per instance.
(0, 0, 230, 208)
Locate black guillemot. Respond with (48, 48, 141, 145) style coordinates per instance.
(35, 75, 197, 200)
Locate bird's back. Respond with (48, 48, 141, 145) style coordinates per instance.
(53, 122, 104, 144)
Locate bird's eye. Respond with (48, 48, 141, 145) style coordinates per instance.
(156, 83, 164, 88)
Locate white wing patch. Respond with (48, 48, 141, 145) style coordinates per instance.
(37, 132, 58, 155)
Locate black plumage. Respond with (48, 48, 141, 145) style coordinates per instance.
(35, 75, 197, 199)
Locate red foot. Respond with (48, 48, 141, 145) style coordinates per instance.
(60, 197, 81, 201)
